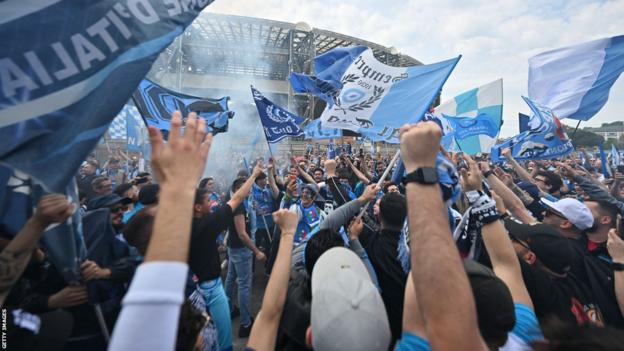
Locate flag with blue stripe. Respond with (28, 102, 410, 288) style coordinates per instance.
(132, 79, 233, 138)
(290, 46, 368, 106)
(0, 1, 214, 193)
(303, 119, 342, 140)
(529, 35, 624, 121)
(123, 104, 148, 152)
(434, 79, 503, 154)
(292, 46, 460, 143)
(491, 97, 574, 162)
(251, 86, 305, 143)
(599, 143, 612, 178)
(612, 144, 622, 167)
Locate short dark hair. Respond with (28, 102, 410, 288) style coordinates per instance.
(194, 188, 208, 205)
(304, 229, 344, 275)
(176, 300, 207, 351)
(138, 184, 160, 205)
(137, 172, 151, 178)
(336, 168, 350, 180)
(198, 177, 213, 189)
(383, 181, 398, 193)
(231, 177, 247, 193)
(92, 176, 110, 190)
(114, 183, 133, 197)
(313, 168, 324, 175)
(537, 317, 624, 350)
(255, 172, 267, 183)
(122, 206, 156, 256)
(379, 193, 407, 228)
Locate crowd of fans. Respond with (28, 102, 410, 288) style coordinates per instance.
(2, 111, 624, 351)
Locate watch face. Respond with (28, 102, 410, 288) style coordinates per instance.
(422, 168, 438, 183)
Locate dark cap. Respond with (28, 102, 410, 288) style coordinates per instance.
(504, 218, 576, 275)
(138, 184, 160, 205)
(464, 260, 515, 344)
(87, 193, 132, 210)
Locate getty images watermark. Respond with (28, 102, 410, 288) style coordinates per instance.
(1, 308, 7, 349)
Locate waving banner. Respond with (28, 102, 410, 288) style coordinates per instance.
(303, 119, 342, 140)
(251, 87, 305, 143)
(434, 79, 503, 154)
(529, 36, 624, 121)
(491, 97, 574, 162)
(291, 46, 460, 143)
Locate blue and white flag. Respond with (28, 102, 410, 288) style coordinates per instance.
(132, 79, 233, 138)
(528, 36, 624, 121)
(491, 97, 574, 162)
(251, 87, 305, 143)
(124, 104, 148, 152)
(292, 46, 460, 143)
(290, 46, 368, 106)
(612, 144, 622, 167)
(599, 143, 612, 178)
(303, 119, 342, 140)
(434, 79, 503, 154)
(0, 1, 214, 193)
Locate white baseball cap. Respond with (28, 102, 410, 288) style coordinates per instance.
(311, 247, 391, 351)
(541, 197, 594, 231)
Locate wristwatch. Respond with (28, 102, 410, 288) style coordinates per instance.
(403, 167, 438, 185)
(612, 262, 624, 272)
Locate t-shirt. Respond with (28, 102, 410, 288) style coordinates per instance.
(360, 227, 407, 345)
(519, 260, 601, 325)
(189, 204, 233, 282)
(500, 304, 544, 351)
(394, 332, 430, 351)
(228, 204, 251, 249)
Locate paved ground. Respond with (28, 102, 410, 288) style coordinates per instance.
(222, 258, 270, 351)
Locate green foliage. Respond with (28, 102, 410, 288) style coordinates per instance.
(563, 124, 604, 147)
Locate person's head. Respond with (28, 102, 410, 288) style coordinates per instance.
(92, 176, 113, 195)
(114, 183, 138, 202)
(464, 260, 515, 349)
(199, 177, 215, 193)
(532, 318, 624, 351)
(379, 193, 407, 230)
(193, 188, 212, 216)
(533, 171, 553, 193)
(303, 229, 344, 275)
(231, 177, 247, 194)
(109, 158, 121, 170)
(122, 205, 157, 256)
(541, 198, 594, 238)
(383, 181, 399, 194)
(306, 247, 391, 351)
(138, 184, 160, 205)
(313, 168, 324, 183)
(373, 198, 381, 218)
(376, 162, 385, 174)
(336, 168, 350, 186)
(82, 160, 97, 176)
(505, 219, 576, 277)
(585, 200, 618, 236)
(255, 172, 267, 188)
(301, 185, 317, 207)
(87, 193, 132, 228)
(176, 300, 210, 351)
(289, 165, 298, 176)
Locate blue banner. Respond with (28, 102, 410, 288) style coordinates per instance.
(303, 119, 342, 140)
(599, 143, 612, 178)
(442, 113, 499, 141)
(491, 97, 574, 162)
(519, 113, 531, 133)
(251, 86, 305, 143)
(132, 79, 233, 138)
(0, 1, 214, 192)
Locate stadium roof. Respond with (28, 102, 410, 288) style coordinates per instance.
(152, 13, 421, 82)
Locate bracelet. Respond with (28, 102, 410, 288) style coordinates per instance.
(482, 170, 494, 178)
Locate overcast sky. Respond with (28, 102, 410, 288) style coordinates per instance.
(209, 0, 624, 137)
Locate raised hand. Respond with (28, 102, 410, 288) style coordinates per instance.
(33, 194, 75, 227)
(359, 184, 380, 203)
(459, 154, 483, 192)
(399, 121, 441, 173)
(47, 285, 88, 309)
(272, 209, 298, 235)
(81, 260, 111, 281)
(148, 111, 212, 187)
(348, 217, 364, 240)
(607, 229, 624, 263)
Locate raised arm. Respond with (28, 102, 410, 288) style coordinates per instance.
(227, 163, 263, 210)
(344, 155, 371, 185)
(501, 148, 535, 186)
(483, 166, 537, 224)
(607, 229, 624, 317)
(464, 156, 533, 309)
(267, 158, 280, 199)
(400, 122, 487, 351)
(247, 210, 297, 351)
(110, 112, 213, 351)
(0, 194, 74, 305)
(320, 184, 378, 232)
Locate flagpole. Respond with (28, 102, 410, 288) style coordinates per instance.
(355, 149, 401, 219)
(570, 120, 582, 141)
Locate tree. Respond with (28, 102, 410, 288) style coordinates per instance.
(563, 124, 604, 147)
